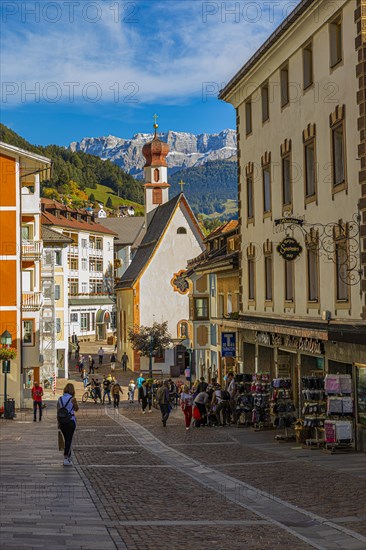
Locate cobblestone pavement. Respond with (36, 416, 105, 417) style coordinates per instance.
(1, 374, 365, 549)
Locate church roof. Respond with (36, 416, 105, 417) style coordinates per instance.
(116, 193, 196, 290)
(95, 217, 145, 246)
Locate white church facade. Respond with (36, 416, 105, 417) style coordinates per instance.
(115, 122, 205, 374)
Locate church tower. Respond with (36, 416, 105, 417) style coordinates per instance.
(142, 115, 170, 217)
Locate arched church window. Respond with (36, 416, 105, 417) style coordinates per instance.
(177, 227, 187, 234)
(154, 168, 160, 182)
(152, 188, 162, 204)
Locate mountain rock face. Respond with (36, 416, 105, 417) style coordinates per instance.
(70, 129, 237, 178)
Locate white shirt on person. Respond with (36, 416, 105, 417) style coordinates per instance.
(181, 392, 193, 406)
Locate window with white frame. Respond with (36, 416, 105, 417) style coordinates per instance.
(80, 313, 89, 331)
(22, 319, 34, 345)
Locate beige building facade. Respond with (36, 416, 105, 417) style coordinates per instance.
(220, 0, 366, 449)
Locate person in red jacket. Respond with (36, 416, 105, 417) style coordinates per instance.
(32, 381, 43, 422)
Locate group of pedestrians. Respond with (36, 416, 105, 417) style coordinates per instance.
(175, 373, 238, 430)
(85, 375, 124, 408)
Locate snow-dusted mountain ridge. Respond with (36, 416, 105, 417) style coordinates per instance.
(70, 129, 237, 178)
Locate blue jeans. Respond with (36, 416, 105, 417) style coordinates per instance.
(103, 390, 111, 404)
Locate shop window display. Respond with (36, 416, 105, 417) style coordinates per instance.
(356, 366, 366, 427)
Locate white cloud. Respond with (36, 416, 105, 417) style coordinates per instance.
(1, 0, 301, 106)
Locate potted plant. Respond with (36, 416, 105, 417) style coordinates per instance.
(0, 347, 17, 361)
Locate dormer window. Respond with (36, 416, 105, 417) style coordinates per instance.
(177, 227, 187, 234)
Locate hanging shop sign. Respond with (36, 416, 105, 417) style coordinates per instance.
(256, 332, 324, 355)
(222, 332, 236, 357)
(274, 217, 304, 226)
(276, 237, 303, 261)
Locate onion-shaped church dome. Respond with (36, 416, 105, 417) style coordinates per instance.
(142, 118, 169, 167)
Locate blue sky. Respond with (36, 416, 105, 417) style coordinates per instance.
(1, 1, 301, 146)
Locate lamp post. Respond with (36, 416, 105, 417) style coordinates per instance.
(1, 330, 12, 419)
(148, 334, 154, 379)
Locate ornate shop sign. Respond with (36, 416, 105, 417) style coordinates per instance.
(256, 332, 323, 355)
(274, 217, 304, 226)
(276, 237, 302, 261)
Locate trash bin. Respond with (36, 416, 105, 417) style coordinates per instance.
(107, 336, 114, 345)
(4, 398, 15, 419)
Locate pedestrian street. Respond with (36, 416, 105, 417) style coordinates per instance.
(0, 377, 365, 550)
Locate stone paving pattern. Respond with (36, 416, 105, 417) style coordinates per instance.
(1, 361, 365, 549)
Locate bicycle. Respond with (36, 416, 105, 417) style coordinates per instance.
(82, 388, 101, 403)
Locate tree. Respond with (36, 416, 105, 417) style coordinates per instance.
(89, 193, 96, 202)
(106, 196, 113, 208)
(128, 322, 172, 357)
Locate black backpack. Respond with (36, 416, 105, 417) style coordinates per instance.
(57, 395, 73, 425)
(221, 390, 231, 401)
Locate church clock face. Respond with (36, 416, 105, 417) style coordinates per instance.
(171, 270, 189, 294)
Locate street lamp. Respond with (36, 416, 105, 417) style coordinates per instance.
(148, 334, 154, 378)
(1, 330, 12, 419)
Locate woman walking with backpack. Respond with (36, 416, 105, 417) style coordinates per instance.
(57, 383, 79, 466)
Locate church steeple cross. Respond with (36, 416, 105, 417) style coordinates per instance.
(178, 179, 187, 193)
(153, 113, 158, 129)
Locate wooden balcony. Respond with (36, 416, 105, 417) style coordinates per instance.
(22, 292, 43, 311)
(22, 241, 42, 259)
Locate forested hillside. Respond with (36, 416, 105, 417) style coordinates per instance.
(169, 159, 237, 215)
(0, 124, 143, 205)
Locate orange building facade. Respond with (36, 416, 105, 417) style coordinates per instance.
(0, 142, 51, 407)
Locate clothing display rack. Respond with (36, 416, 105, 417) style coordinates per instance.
(270, 378, 296, 441)
(235, 374, 253, 427)
(251, 373, 271, 430)
(301, 375, 326, 447)
(324, 374, 354, 452)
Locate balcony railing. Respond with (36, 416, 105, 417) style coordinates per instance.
(22, 240, 42, 259)
(89, 271, 103, 278)
(21, 187, 40, 214)
(89, 248, 103, 256)
(22, 292, 43, 310)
